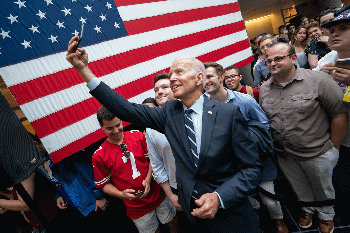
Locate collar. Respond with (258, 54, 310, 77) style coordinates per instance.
(183, 95, 204, 115)
(270, 66, 303, 87)
(226, 88, 236, 103)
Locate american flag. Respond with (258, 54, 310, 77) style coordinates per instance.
(0, 0, 253, 163)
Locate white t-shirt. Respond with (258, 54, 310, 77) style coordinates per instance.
(314, 50, 350, 147)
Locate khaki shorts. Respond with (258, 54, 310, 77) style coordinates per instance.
(132, 197, 176, 233)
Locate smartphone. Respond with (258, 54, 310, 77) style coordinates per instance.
(72, 23, 84, 52)
(134, 190, 144, 196)
(335, 58, 350, 69)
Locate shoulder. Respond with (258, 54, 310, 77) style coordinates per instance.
(92, 140, 110, 160)
(125, 130, 145, 141)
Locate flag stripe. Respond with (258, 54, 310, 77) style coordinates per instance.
(123, 2, 239, 35)
(113, 0, 164, 7)
(10, 18, 245, 106)
(21, 29, 248, 124)
(118, 0, 236, 21)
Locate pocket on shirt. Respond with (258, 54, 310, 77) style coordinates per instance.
(291, 94, 317, 112)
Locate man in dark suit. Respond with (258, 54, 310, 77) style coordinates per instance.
(66, 36, 262, 232)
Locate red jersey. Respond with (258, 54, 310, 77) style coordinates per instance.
(239, 85, 260, 101)
(92, 130, 165, 219)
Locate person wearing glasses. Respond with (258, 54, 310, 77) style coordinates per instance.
(223, 65, 260, 101)
(92, 106, 177, 233)
(259, 42, 348, 233)
(203, 62, 287, 233)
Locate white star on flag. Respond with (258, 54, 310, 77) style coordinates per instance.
(0, 29, 11, 39)
(84, 5, 93, 12)
(21, 40, 31, 49)
(93, 25, 102, 33)
(14, 0, 26, 9)
(56, 20, 65, 29)
(114, 22, 120, 28)
(43, 0, 53, 6)
(99, 14, 107, 21)
(61, 7, 72, 16)
(48, 35, 58, 43)
(79, 17, 87, 24)
(105, 2, 112, 9)
(72, 30, 79, 36)
(29, 25, 40, 34)
(36, 10, 46, 20)
(7, 15, 19, 24)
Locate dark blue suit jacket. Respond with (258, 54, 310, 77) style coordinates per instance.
(91, 82, 262, 230)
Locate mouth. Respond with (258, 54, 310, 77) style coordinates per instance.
(205, 83, 213, 89)
(332, 39, 341, 44)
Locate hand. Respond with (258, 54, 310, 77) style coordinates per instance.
(66, 36, 89, 73)
(56, 197, 68, 209)
(168, 193, 182, 211)
(320, 63, 350, 86)
(95, 198, 109, 212)
(139, 179, 151, 199)
(120, 189, 138, 200)
(191, 193, 220, 219)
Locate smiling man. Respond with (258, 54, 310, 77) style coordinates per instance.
(260, 42, 348, 233)
(66, 39, 262, 232)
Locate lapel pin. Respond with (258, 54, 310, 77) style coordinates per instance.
(208, 111, 212, 114)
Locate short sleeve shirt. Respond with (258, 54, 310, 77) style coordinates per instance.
(92, 130, 165, 219)
(259, 67, 348, 158)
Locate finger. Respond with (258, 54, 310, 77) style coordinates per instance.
(124, 189, 136, 194)
(68, 36, 79, 48)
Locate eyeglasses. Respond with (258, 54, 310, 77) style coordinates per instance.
(120, 143, 131, 158)
(265, 54, 294, 65)
(224, 74, 240, 80)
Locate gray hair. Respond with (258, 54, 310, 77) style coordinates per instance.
(172, 57, 206, 88)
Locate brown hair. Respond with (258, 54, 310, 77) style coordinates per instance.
(203, 62, 224, 77)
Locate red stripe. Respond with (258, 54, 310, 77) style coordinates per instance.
(10, 21, 245, 106)
(114, 0, 165, 7)
(124, 2, 240, 35)
(31, 39, 249, 138)
(49, 129, 106, 163)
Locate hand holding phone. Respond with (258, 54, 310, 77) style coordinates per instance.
(134, 190, 144, 196)
(72, 23, 84, 53)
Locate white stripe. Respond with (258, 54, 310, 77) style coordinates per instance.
(21, 29, 249, 122)
(0, 12, 243, 87)
(188, 136, 197, 148)
(119, 0, 236, 21)
(185, 124, 195, 135)
(95, 174, 112, 186)
(191, 150, 199, 159)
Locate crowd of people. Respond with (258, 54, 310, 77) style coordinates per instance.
(1, 3, 350, 233)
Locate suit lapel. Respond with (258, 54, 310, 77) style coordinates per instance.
(197, 99, 217, 172)
(171, 103, 196, 172)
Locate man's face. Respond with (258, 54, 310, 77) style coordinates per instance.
(223, 69, 242, 91)
(259, 38, 273, 56)
(320, 13, 335, 35)
(308, 26, 322, 40)
(279, 29, 288, 36)
(154, 78, 174, 107)
(101, 117, 123, 143)
(204, 67, 222, 95)
(288, 25, 296, 34)
(169, 58, 203, 100)
(329, 22, 350, 52)
(266, 44, 296, 78)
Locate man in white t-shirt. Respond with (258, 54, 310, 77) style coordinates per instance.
(314, 6, 350, 223)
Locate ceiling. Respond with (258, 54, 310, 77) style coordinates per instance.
(237, 0, 311, 21)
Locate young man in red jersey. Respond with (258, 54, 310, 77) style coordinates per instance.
(92, 106, 177, 233)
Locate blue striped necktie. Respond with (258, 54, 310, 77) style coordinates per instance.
(184, 109, 199, 167)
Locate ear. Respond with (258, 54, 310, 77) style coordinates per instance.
(291, 54, 298, 64)
(196, 72, 204, 86)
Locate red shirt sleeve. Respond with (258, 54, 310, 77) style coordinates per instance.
(92, 146, 111, 188)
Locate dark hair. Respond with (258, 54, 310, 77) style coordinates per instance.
(305, 21, 320, 34)
(268, 42, 296, 55)
(224, 66, 240, 75)
(286, 24, 296, 30)
(142, 97, 159, 107)
(203, 62, 224, 77)
(153, 73, 170, 86)
(97, 106, 116, 126)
